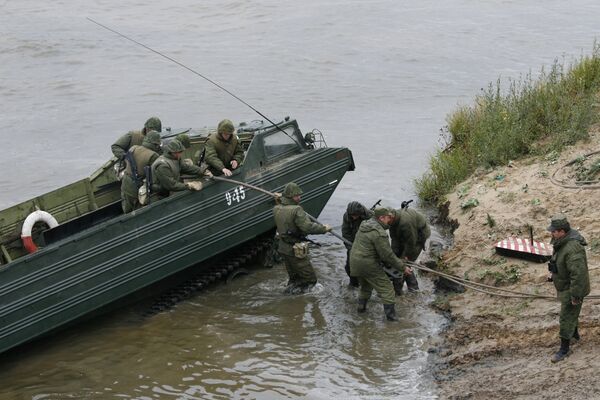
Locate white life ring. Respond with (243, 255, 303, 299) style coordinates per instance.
(21, 210, 59, 253)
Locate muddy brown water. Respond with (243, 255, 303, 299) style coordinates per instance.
(1, 0, 599, 398)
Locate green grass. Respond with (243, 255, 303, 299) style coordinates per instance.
(416, 43, 600, 204)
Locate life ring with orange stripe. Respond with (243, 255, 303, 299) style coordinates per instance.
(21, 210, 59, 253)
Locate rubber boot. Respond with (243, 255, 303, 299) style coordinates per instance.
(392, 277, 404, 296)
(383, 304, 398, 321)
(551, 338, 570, 363)
(345, 256, 359, 288)
(357, 298, 368, 313)
(405, 272, 420, 292)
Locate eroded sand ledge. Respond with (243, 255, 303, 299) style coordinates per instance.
(431, 125, 600, 399)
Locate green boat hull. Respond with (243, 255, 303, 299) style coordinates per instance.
(0, 118, 354, 355)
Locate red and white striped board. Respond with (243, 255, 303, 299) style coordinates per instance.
(495, 237, 553, 262)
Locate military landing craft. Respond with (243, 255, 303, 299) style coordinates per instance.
(0, 117, 354, 355)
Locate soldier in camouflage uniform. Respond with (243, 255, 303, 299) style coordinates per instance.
(350, 207, 409, 321)
(111, 117, 162, 159)
(273, 182, 332, 293)
(120, 131, 162, 213)
(205, 119, 244, 177)
(546, 214, 590, 363)
(151, 139, 211, 198)
(388, 207, 431, 294)
(175, 133, 191, 149)
(341, 201, 372, 287)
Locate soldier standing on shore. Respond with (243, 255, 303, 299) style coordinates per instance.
(350, 207, 409, 321)
(388, 206, 431, 294)
(546, 214, 590, 363)
(273, 182, 332, 294)
(341, 201, 372, 288)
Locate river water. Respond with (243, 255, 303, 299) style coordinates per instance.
(1, 1, 599, 398)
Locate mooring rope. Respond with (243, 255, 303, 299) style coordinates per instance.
(550, 149, 600, 189)
(212, 176, 600, 301)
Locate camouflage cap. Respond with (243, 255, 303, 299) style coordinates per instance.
(176, 133, 191, 149)
(144, 130, 162, 146)
(144, 117, 162, 133)
(217, 119, 235, 135)
(282, 182, 303, 198)
(373, 206, 394, 218)
(166, 139, 185, 154)
(547, 213, 570, 232)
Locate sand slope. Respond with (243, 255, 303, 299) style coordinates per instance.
(433, 125, 600, 399)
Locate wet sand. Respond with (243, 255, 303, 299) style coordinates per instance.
(430, 124, 600, 399)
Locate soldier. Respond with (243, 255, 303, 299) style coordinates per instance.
(205, 119, 244, 177)
(175, 133, 191, 149)
(273, 182, 332, 293)
(151, 139, 211, 198)
(546, 214, 590, 363)
(341, 201, 372, 287)
(350, 207, 409, 321)
(120, 131, 162, 213)
(111, 117, 162, 159)
(388, 207, 431, 294)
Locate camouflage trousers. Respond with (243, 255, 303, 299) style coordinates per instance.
(121, 175, 140, 213)
(357, 269, 396, 305)
(558, 290, 583, 340)
(280, 253, 317, 286)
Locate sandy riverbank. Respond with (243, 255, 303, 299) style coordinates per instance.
(429, 124, 600, 399)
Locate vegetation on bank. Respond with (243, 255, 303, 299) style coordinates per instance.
(417, 44, 600, 203)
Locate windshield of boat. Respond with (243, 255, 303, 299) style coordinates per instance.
(263, 127, 301, 160)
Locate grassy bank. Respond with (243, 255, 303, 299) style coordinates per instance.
(416, 44, 600, 204)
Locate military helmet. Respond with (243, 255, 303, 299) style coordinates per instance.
(166, 139, 185, 154)
(144, 130, 162, 146)
(144, 117, 162, 133)
(373, 206, 393, 218)
(547, 213, 570, 232)
(282, 182, 303, 198)
(217, 119, 235, 135)
(347, 201, 367, 216)
(176, 133, 191, 149)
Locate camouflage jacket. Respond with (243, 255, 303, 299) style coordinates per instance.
(151, 153, 207, 195)
(111, 130, 145, 159)
(389, 208, 431, 261)
(551, 229, 590, 300)
(349, 217, 405, 277)
(205, 132, 244, 174)
(341, 210, 372, 250)
(121, 144, 160, 198)
(273, 197, 328, 256)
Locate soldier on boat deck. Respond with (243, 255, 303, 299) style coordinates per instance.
(341, 201, 372, 288)
(150, 139, 212, 199)
(120, 131, 162, 213)
(350, 206, 409, 321)
(388, 206, 431, 295)
(273, 182, 332, 294)
(205, 119, 244, 177)
(111, 116, 162, 159)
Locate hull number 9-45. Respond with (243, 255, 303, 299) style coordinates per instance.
(225, 186, 246, 206)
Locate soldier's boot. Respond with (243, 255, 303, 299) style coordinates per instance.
(551, 338, 570, 363)
(573, 327, 580, 342)
(405, 272, 420, 292)
(392, 277, 404, 296)
(357, 298, 368, 313)
(383, 304, 398, 321)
